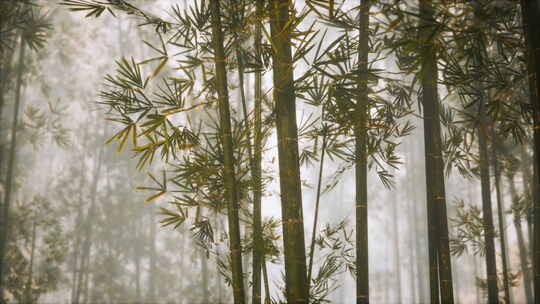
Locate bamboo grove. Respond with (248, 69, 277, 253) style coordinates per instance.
(0, 0, 538, 303)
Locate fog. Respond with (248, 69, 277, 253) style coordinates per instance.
(0, 1, 538, 303)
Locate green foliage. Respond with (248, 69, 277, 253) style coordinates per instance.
(301, 4, 416, 189)
(450, 199, 490, 257)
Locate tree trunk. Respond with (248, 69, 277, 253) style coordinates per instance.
(477, 106, 499, 303)
(74, 135, 104, 304)
(148, 206, 156, 303)
(418, 1, 454, 303)
(472, 256, 481, 304)
(392, 189, 402, 303)
(209, 1, 246, 303)
(509, 175, 534, 303)
(81, 250, 91, 304)
(124, 166, 142, 304)
(71, 138, 89, 304)
(70, 205, 83, 304)
(214, 218, 222, 304)
(177, 230, 186, 304)
(405, 141, 417, 304)
(492, 138, 511, 303)
(520, 146, 535, 259)
(0, 46, 16, 177)
(519, 0, 540, 299)
(128, 200, 141, 303)
(23, 221, 36, 304)
(134, 218, 141, 303)
(412, 124, 428, 304)
(269, 1, 308, 303)
(470, 12, 500, 295)
(0, 36, 25, 301)
(201, 249, 209, 304)
(252, 1, 264, 302)
(232, 3, 253, 299)
(355, 1, 371, 303)
(261, 258, 271, 304)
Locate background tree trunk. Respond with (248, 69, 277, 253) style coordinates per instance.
(147, 207, 156, 303)
(509, 175, 534, 303)
(23, 222, 36, 303)
(0, 36, 25, 301)
(201, 249, 209, 304)
(405, 141, 418, 304)
(0, 46, 16, 177)
(391, 189, 402, 303)
(74, 128, 104, 304)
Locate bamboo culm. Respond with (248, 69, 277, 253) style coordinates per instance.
(209, 1, 246, 303)
(269, 1, 308, 302)
(355, 1, 371, 303)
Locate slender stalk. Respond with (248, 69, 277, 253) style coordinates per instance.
(491, 136, 511, 303)
(405, 142, 417, 303)
(125, 166, 142, 304)
(0, 36, 26, 300)
(355, 1, 371, 303)
(477, 108, 499, 303)
(518, 146, 535, 297)
(201, 248, 209, 304)
(409, 202, 417, 302)
(148, 205, 157, 302)
(214, 217, 222, 304)
(134, 215, 141, 303)
(81, 239, 92, 304)
(269, 1, 308, 302)
(232, 2, 257, 301)
(307, 114, 328, 288)
(195, 204, 209, 304)
(391, 188, 402, 303)
(70, 206, 82, 303)
(520, 146, 534, 255)
(209, 1, 246, 303)
(70, 182, 84, 303)
(23, 221, 37, 303)
(411, 121, 428, 303)
(71, 126, 89, 304)
(252, 1, 264, 303)
(508, 174, 534, 303)
(261, 257, 271, 304)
